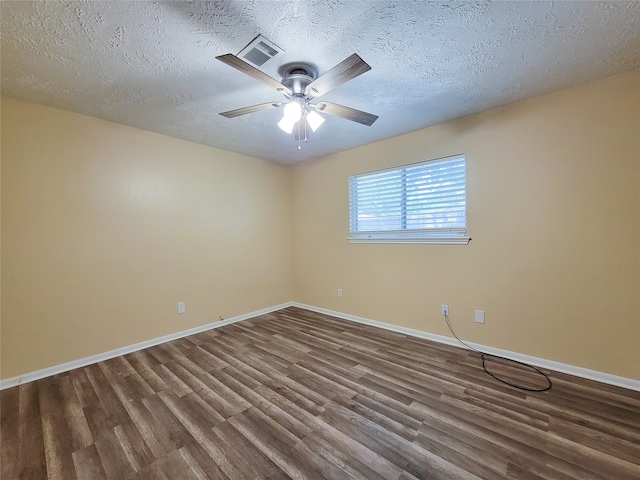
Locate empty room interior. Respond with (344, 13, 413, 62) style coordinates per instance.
(1, 1, 639, 479)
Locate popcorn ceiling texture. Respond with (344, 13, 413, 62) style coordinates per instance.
(2, 1, 639, 163)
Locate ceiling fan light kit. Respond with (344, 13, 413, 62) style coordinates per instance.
(216, 36, 378, 151)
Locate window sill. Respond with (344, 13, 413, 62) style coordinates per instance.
(347, 236, 471, 245)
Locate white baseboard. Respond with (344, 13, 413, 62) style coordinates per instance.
(0, 302, 294, 391)
(3, 301, 638, 393)
(292, 302, 640, 392)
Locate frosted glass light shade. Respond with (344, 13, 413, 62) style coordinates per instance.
(306, 110, 325, 131)
(278, 117, 296, 133)
(278, 116, 296, 133)
(283, 101, 302, 122)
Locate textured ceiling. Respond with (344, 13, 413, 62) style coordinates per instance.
(2, 1, 639, 164)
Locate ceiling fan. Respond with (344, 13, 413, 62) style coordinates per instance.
(216, 48, 378, 150)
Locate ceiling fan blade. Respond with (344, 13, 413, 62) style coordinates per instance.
(305, 54, 371, 97)
(314, 102, 378, 126)
(216, 54, 291, 95)
(220, 102, 283, 118)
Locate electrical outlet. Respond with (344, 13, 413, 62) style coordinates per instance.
(337, 288, 343, 298)
(177, 302, 186, 314)
(441, 304, 449, 316)
(475, 310, 485, 324)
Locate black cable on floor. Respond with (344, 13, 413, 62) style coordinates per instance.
(444, 313, 552, 392)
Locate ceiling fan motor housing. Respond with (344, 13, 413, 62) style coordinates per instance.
(280, 64, 317, 97)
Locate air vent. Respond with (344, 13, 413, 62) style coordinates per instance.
(238, 35, 283, 67)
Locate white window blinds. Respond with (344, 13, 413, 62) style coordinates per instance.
(348, 155, 469, 244)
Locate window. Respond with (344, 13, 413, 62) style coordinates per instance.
(348, 154, 469, 244)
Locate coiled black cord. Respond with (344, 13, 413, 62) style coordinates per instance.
(444, 313, 552, 392)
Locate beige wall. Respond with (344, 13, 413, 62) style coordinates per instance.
(291, 70, 640, 380)
(2, 70, 639, 383)
(1, 97, 292, 379)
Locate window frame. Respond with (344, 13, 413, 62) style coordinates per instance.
(347, 154, 470, 245)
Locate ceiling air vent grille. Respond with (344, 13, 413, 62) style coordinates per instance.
(238, 35, 283, 67)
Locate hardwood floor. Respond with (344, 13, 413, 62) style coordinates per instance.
(2, 306, 639, 479)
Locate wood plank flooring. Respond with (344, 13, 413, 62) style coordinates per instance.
(2, 306, 639, 479)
